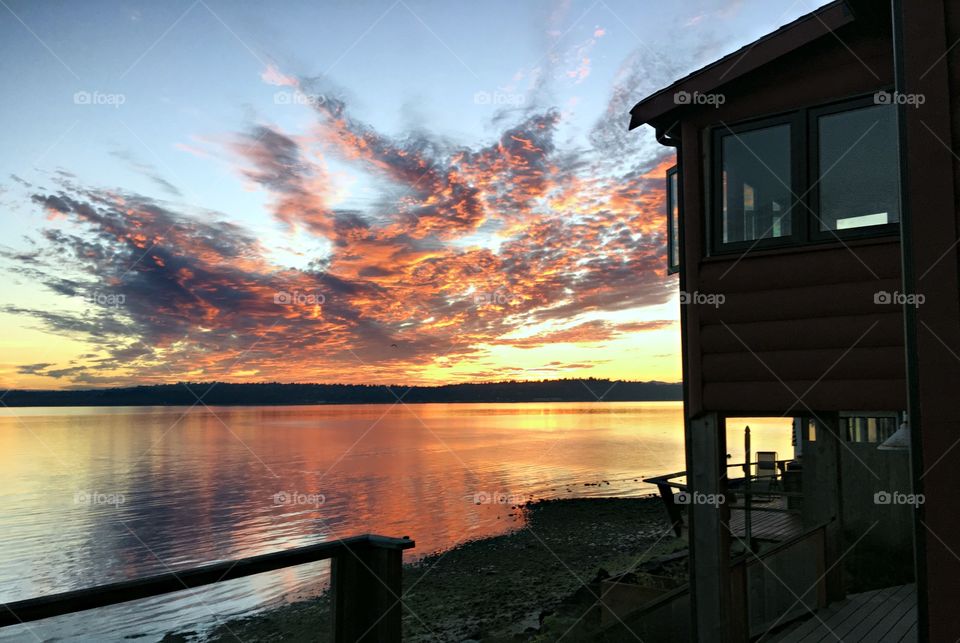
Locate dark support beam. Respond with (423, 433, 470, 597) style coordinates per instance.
(894, 1, 960, 640)
(333, 541, 405, 643)
(802, 414, 845, 603)
(687, 412, 731, 642)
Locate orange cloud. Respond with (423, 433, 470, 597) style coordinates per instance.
(7, 71, 679, 387)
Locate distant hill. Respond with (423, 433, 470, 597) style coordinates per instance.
(1, 379, 681, 407)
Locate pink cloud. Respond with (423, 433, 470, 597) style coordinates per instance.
(260, 64, 299, 88)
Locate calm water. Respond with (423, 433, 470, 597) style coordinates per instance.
(0, 402, 790, 641)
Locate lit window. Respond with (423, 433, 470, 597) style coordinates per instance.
(817, 104, 900, 232)
(710, 97, 901, 255)
(842, 414, 898, 443)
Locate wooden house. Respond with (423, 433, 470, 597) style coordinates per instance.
(630, 1, 960, 640)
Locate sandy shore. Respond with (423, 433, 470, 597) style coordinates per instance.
(168, 497, 684, 642)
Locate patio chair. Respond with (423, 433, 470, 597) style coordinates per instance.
(752, 451, 779, 501)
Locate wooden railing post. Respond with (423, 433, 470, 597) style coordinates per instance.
(656, 483, 684, 537)
(0, 534, 414, 638)
(687, 412, 731, 643)
(333, 540, 404, 642)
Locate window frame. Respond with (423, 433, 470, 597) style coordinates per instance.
(666, 165, 680, 274)
(807, 96, 902, 242)
(708, 94, 900, 256)
(710, 112, 805, 254)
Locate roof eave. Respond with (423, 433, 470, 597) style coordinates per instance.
(628, 0, 855, 130)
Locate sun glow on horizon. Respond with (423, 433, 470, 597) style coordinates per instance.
(2, 1, 822, 390)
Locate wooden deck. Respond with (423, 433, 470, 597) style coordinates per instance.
(729, 497, 804, 541)
(770, 583, 917, 642)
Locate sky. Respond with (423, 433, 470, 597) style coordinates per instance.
(0, 0, 829, 389)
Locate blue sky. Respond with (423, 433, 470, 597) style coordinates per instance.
(0, 0, 830, 388)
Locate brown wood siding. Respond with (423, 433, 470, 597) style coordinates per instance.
(702, 347, 905, 382)
(697, 278, 901, 324)
(692, 244, 906, 412)
(702, 379, 906, 415)
(700, 314, 903, 353)
(673, 19, 906, 414)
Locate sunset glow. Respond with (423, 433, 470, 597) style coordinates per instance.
(0, 1, 826, 388)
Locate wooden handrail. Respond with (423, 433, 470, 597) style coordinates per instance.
(644, 470, 688, 491)
(645, 459, 794, 489)
(0, 533, 415, 642)
(647, 463, 802, 536)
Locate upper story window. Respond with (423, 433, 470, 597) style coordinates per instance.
(710, 96, 899, 255)
(813, 103, 901, 234)
(719, 122, 793, 245)
(666, 166, 680, 274)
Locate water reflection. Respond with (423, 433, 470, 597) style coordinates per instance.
(0, 402, 791, 641)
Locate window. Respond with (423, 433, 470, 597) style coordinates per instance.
(814, 104, 900, 234)
(720, 123, 793, 245)
(841, 413, 899, 443)
(666, 166, 680, 274)
(710, 96, 900, 254)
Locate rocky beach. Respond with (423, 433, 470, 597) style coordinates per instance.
(166, 497, 686, 642)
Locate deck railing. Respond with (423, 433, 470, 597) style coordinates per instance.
(645, 460, 800, 536)
(730, 523, 829, 638)
(597, 522, 830, 641)
(0, 533, 415, 642)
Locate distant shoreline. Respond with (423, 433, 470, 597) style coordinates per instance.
(1, 379, 682, 408)
(0, 399, 684, 408)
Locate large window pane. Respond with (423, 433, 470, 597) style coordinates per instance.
(721, 124, 792, 243)
(818, 104, 900, 231)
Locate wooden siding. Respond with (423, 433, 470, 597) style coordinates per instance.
(690, 242, 906, 412)
(671, 15, 906, 414)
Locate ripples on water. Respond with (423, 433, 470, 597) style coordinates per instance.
(0, 402, 791, 641)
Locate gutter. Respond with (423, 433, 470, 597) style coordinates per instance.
(652, 120, 701, 639)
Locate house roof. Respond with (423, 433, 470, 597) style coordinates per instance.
(628, 0, 855, 130)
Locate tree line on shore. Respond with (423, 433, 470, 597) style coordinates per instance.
(2, 379, 681, 406)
